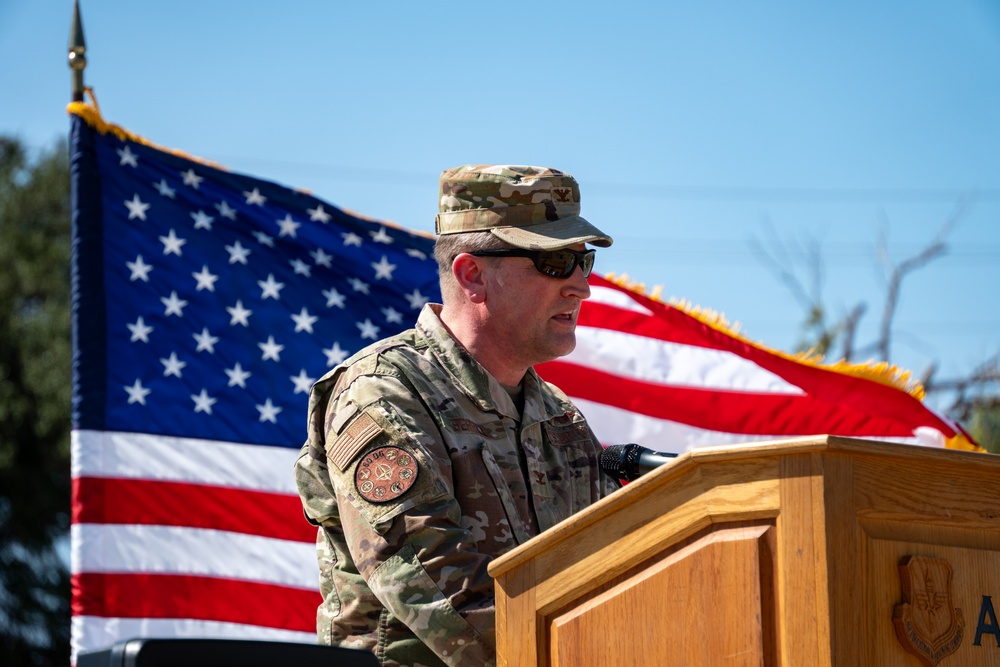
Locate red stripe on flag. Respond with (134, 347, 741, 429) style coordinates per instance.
(734, 348, 954, 436)
(72, 477, 315, 543)
(71, 572, 318, 633)
(538, 360, 917, 437)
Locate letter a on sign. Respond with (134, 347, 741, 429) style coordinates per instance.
(974, 595, 1000, 647)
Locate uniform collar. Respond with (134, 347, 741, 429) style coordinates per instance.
(416, 304, 565, 424)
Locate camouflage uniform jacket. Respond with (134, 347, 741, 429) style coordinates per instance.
(295, 304, 618, 667)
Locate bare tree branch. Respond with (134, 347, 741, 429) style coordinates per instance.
(874, 200, 967, 361)
(751, 220, 841, 353)
(749, 219, 815, 312)
(839, 303, 866, 361)
(878, 240, 946, 361)
(915, 352, 1000, 423)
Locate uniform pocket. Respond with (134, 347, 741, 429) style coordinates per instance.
(479, 445, 533, 545)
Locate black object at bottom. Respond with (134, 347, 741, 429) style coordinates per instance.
(77, 638, 379, 667)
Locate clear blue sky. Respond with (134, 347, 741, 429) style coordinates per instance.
(2, 1, 998, 413)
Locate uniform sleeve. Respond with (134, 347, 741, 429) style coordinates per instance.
(319, 371, 497, 667)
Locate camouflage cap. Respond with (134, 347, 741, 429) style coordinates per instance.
(435, 164, 613, 250)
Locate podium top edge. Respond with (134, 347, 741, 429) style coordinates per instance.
(628, 435, 996, 473)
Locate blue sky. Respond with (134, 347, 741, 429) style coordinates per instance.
(2, 1, 998, 413)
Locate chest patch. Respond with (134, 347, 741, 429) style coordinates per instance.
(547, 422, 591, 446)
(354, 446, 419, 503)
(446, 417, 507, 440)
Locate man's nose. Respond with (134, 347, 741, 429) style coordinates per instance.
(563, 264, 592, 299)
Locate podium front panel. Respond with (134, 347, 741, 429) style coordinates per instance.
(549, 524, 777, 667)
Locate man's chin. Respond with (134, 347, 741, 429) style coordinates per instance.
(547, 336, 577, 361)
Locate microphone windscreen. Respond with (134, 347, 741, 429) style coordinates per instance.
(599, 444, 630, 477)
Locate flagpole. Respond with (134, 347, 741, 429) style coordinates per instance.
(68, 0, 87, 102)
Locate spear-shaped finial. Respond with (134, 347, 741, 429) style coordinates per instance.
(68, 0, 87, 102)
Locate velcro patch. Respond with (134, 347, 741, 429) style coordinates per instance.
(328, 412, 382, 471)
(354, 446, 419, 503)
(547, 423, 591, 446)
(328, 402, 358, 436)
(445, 417, 506, 440)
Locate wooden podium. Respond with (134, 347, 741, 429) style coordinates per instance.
(488, 436, 1000, 666)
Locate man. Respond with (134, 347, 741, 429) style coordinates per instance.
(295, 164, 620, 666)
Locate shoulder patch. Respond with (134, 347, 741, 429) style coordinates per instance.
(328, 412, 382, 471)
(354, 446, 419, 503)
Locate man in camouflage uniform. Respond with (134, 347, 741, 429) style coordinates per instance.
(295, 165, 620, 666)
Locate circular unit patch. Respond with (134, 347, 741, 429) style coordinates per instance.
(354, 446, 419, 503)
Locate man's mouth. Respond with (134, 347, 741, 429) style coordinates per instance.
(553, 310, 577, 323)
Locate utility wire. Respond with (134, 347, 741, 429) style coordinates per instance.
(210, 154, 1000, 204)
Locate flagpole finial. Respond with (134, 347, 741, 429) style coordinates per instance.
(68, 0, 87, 102)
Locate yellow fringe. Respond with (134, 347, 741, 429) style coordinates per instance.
(66, 94, 436, 240)
(946, 434, 983, 452)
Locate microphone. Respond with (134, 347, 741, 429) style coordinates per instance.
(600, 444, 678, 482)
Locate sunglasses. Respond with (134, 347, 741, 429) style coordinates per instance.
(470, 248, 596, 279)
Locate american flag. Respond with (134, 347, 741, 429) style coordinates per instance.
(69, 106, 440, 658)
(69, 104, 976, 661)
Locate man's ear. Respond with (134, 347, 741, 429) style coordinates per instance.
(452, 253, 488, 304)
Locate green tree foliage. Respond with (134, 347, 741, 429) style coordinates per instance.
(0, 135, 71, 666)
(967, 402, 1000, 454)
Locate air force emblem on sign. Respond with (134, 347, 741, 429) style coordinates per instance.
(893, 555, 964, 666)
(354, 446, 418, 503)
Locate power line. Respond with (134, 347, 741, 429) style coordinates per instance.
(589, 183, 1000, 204)
(612, 239, 1000, 260)
(210, 154, 1000, 204)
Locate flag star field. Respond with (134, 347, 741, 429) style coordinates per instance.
(80, 122, 440, 448)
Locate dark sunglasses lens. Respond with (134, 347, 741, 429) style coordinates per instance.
(535, 251, 575, 278)
(535, 250, 595, 279)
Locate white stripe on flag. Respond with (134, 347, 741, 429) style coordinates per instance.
(571, 326, 805, 393)
(588, 285, 654, 314)
(71, 524, 317, 589)
(71, 430, 299, 493)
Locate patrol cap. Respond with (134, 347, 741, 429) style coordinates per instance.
(434, 164, 613, 251)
